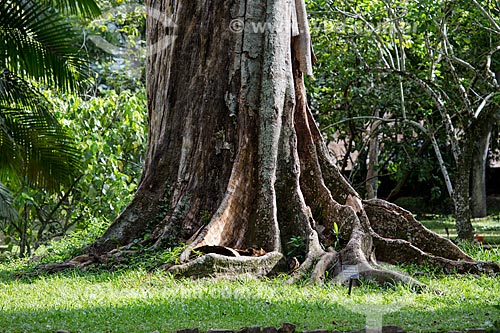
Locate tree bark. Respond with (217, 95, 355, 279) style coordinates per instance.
(453, 146, 474, 241)
(49, 0, 499, 283)
(365, 112, 380, 200)
(454, 115, 495, 239)
(471, 120, 492, 218)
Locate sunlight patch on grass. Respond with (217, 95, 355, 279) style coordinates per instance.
(0, 266, 499, 333)
(420, 215, 500, 244)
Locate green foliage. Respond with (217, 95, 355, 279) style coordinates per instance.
(306, 0, 500, 206)
(199, 210, 212, 225)
(48, 0, 101, 17)
(286, 236, 306, 262)
(0, 71, 81, 191)
(0, 87, 147, 258)
(85, 0, 146, 91)
(486, 320, 500, 333)
(0, 0, 150, 258)
(488, 302, 500, 333)
(0, 0, 93, 92)
(35, 215, 109, 263)
(54, 88, 147, 219)
(0, 183, 17, 222)
(0, 0, 103, 255)
(456, 241, 500, 262)
(332, 221, 340, 249)
(306, 0, 438, 194)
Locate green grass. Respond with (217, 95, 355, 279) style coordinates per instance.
(0, 257, 500, 333)
(420, 214, 500, 244)
(0, 215, 499, 333)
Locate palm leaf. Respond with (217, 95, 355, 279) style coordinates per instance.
(0, 71, 81, 191)
(46, 0, 101, 18)
(0, 0, 90, 92)
(0, 105, 81, 190)
(0, 181, 18, 222)
(0, 68, 60, 121)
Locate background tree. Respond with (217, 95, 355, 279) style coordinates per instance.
(308, 0, 500, 240)
(306, 0, 446, 203)
(85, 0, 147, 92)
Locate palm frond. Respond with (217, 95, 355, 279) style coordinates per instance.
(0, 181, 18, 223)
(0, 68, 60, 123)
(0, 71, 81, 191)
(0, 0, 90, 92)
(46, 0, 101, 18)
(0, 105, 81, 190)
(0, 107, 19, 172)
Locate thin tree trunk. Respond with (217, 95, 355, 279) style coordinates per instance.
(454, 147, 474, 240)
(366, 112, 380, 199)
(471, 121, 492, 218)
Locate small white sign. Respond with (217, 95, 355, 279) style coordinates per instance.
(342, 265, 359, 279)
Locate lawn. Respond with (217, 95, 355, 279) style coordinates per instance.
(420, 214, 500, 244)
(0, 266, 499, 333)
(0, 216, 499, 333)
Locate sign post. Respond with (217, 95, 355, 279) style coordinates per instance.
(342, 265, 359, 296)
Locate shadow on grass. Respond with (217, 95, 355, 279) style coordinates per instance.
(0, 277, 498, 333)
(0, 264, 115, 284)
(420, 217, 500, 245)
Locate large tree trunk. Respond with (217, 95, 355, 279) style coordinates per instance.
(49, 0, 499, 282)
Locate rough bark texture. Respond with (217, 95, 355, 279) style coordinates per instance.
(77, 0, 499, 283)
(365, 113, 380, 200)
(454, 113, 495, 239)
(471, 121, 492, 218)
(454, 154, 474, 241)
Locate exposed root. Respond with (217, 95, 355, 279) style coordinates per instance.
(286, 250, 322, 284)
(166, 251, 283, 278)
(357, 266, 425, 289)
(310, 248, 338, 284)
(303, 247, 425, 288)
(35, 254, 101, 273)
(364, 199, 473, 261)
(285, 229, 326, 284)
(179, 245, 195, 263)
(373, 235, 500, 274)
(302, 196, 427, 288)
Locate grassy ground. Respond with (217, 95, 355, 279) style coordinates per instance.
(420, 214, 500, 244)
(0, 246, 499, 333)
(0, 216, 499, 333)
